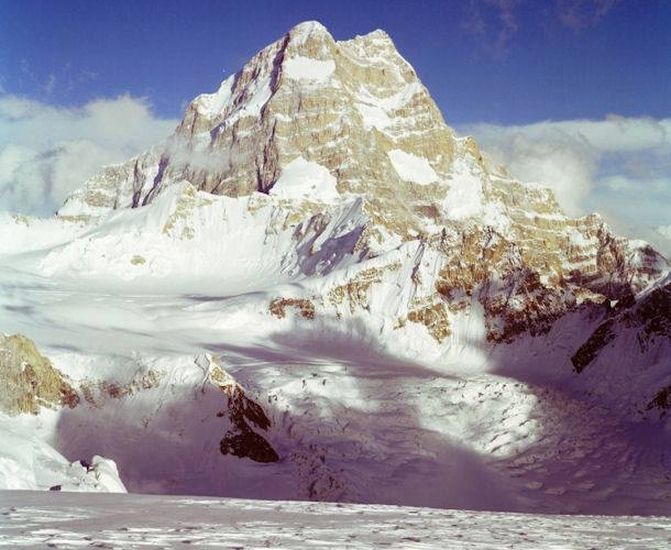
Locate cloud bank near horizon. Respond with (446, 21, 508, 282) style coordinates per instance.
(460, 115, 671, 255)
(0, 95, 177, 216)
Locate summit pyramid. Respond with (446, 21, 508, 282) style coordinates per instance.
(59, 21, 666, 344)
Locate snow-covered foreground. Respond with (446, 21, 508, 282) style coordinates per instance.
(2, 491, 671, 549)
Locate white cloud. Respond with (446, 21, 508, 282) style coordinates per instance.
(466, 125, 597, 215)
(460, 116, 671, 255)
(0, 95, 177, 216)
(489, 116, 671, 153)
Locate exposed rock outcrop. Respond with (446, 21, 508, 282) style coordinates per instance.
(207, 356, 279, 463)
(270, 298, 316, 320)
(0, 333, 79, 415)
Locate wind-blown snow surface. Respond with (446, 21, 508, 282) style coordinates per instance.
(2, 491, 671, 549)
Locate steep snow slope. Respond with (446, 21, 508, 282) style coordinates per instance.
(571, 273, 671, 417)
(0, 21, 670, 516)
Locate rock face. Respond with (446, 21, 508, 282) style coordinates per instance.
(0, 333, 79, 415)
(64, 22, 454, 223)
(207, 356, 279, 463)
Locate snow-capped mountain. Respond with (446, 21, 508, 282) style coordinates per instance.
(0, 21, 669, 514)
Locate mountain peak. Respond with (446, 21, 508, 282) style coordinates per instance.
(57, 21, 669, 309)
(286, 21, 394, 49)
(287, 20, 331, 40)
(354, 27, 395, 44)
(69, 21, 455, 217)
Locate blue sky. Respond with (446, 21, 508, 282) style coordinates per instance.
(0, 0, 670, 252)
(1, 0, 669, 124)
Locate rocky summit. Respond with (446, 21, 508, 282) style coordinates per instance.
(0, 22, 670, 514)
